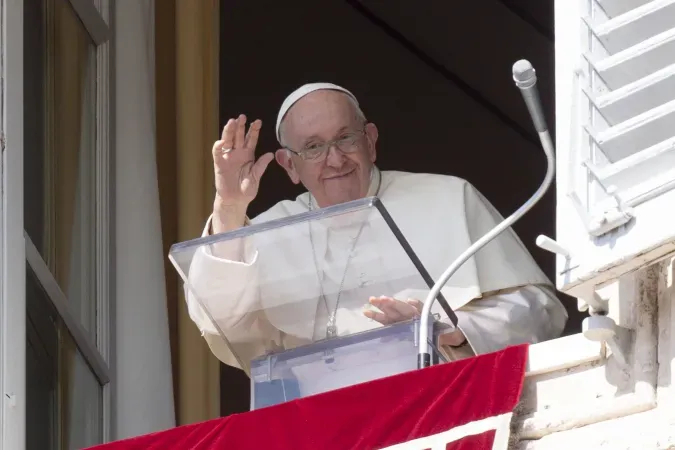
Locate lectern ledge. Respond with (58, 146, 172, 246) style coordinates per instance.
(169, 197, 451, 409)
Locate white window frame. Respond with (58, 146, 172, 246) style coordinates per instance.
(0, 0, 113, 448)
(1, 1, 26, 449)
(93, 0, 113, 442)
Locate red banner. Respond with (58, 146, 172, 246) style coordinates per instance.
(89, 344, 527, 450)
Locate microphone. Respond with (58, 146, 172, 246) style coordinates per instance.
(417, 59, 556, 369)
(512, 59, 548, 134)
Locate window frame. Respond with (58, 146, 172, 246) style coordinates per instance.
(1, 0, 27, 448)
(1, 0, 114, 448)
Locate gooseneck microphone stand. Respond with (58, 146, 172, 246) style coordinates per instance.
(417, 59, 557, 368)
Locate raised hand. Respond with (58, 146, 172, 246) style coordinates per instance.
(212, 114, 274, 233)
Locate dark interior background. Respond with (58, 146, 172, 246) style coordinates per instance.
(218, 0, 580, 416)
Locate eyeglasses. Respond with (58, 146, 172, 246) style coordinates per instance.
(284, 129, 366, 162)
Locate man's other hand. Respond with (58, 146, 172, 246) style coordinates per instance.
(364, 296, 422, 325)
(364, 295, 467, 347)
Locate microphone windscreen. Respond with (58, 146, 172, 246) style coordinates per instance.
(512, 60, 536, 87)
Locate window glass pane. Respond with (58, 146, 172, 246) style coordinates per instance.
(26, 266, 103, 450)
(26, 267, 58, 450)
(24, 0, 98, 340)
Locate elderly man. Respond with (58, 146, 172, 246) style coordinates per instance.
(185, 83, 568, 374)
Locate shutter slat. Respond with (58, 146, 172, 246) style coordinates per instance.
(596, 136, 675, 181)
(593, 139, 675, 206)
(592, 0, 675, 54)
(593, 27, 675, 89)
(590, 98, 675, 163)
(596, 0, 652, 18)
(593, 64, 675, 125)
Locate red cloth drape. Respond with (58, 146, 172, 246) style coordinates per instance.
(88, 344, 527, 450)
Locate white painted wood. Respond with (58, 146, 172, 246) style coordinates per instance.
(593, 138, 675, 196)
(592, 27, 675, 89)
(0, 1, 25, 449)
(592, 0, 675, 54)
(596, 0, 652, 19)
(593, 63, 675, 125)
(554, 0, 675, 297)
(94, 0, 112, 442)
(589, 97, 675, 163)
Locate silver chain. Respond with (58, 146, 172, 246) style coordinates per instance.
(308, 198, 365, 338)
(307, 173, 381, 338)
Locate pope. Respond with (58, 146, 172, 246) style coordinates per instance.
(184, 83, 568, 372)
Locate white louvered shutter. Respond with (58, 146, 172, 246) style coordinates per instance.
(555, 0, 675, 298)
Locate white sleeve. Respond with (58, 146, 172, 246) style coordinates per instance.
(447, 284, 568, 355)
(186, 243, 262, 339)
(184, 216, 280, 369)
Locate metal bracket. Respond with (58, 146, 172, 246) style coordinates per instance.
(564, 185, 634, 251)
(587, 206, 634, 237)
(582, 160, 635, 237)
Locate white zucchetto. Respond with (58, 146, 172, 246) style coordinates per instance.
(275, 83, 358, 143)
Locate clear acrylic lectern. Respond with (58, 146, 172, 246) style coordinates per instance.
(169, 197, 450, 410)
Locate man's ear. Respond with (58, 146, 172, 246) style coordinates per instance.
(275, 149, 301, 184)
(364, 122, 378, 163)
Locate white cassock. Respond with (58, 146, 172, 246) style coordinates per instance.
(183, 167, 568, 378)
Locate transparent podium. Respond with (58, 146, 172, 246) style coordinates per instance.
(169, 197, 453, 410)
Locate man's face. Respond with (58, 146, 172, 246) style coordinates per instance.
(275, 90, 378, 208)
